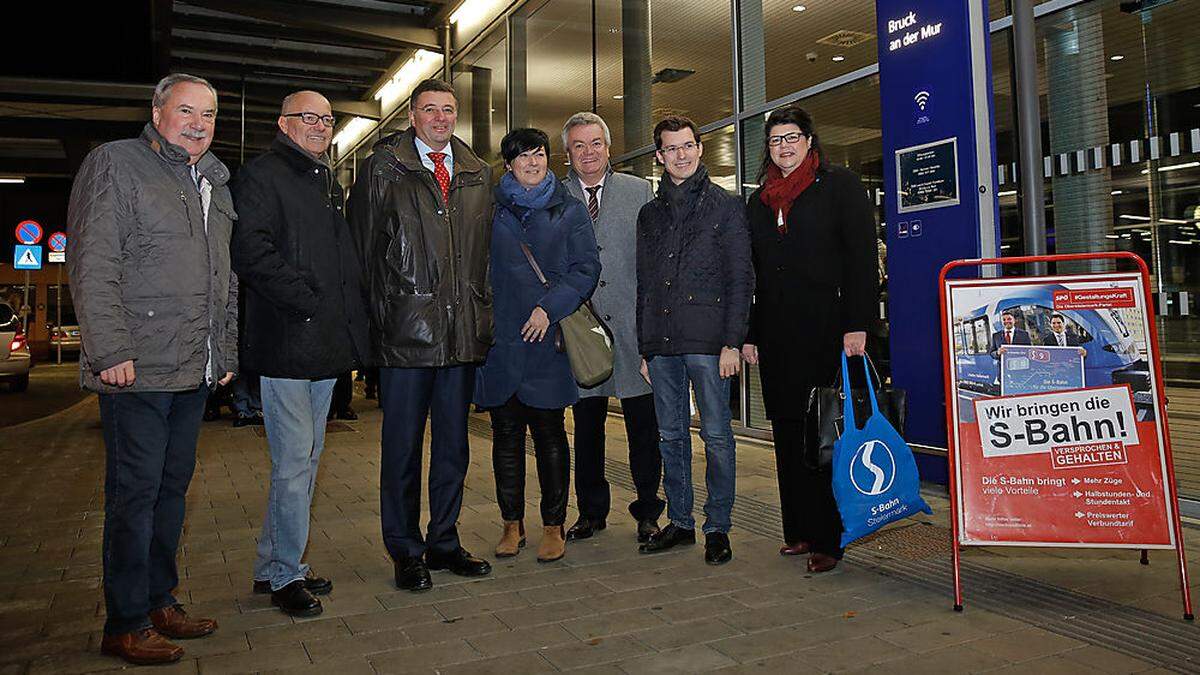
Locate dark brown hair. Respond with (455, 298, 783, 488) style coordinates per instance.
(408, 78, 456, 110)
(653, 115, 701, 151)
(757, 105, 827, 182)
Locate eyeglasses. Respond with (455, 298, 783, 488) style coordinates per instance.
(767, 132, 807, 147)
(283, 112, 336, 127)
(661, 141, 699, 155)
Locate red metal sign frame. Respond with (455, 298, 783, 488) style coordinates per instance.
(939, 251, 1193, 620)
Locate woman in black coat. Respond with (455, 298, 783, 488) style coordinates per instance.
(742, 105, 878, 573)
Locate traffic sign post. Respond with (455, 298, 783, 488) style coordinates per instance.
(940, 252, 1192, 620)
(47, 231, 67, 364)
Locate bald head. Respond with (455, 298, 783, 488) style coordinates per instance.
(278, 90, 334, 158)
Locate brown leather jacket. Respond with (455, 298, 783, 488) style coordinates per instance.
(347, 129, 494, 367)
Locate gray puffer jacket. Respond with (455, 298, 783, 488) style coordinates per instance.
(66, 123, 239, 393)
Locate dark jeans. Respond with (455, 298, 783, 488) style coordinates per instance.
(571, 394, 664, 522)
(379, 366, 473, 559)
(99, 386, 208, 635)
(771, 417, 844, 558)
(488, 396, 570, 526)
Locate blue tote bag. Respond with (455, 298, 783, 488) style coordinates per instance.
(832, 353, 931, 547)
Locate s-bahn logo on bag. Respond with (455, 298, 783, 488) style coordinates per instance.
(850, 440, 897, 496)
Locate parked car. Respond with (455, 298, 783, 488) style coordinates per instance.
(0, 302, 32, 392)
(47, 309, 81, 353)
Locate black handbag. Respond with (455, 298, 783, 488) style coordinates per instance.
(804, 354, 906, 471)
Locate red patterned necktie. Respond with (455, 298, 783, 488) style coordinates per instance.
(429, 151, 450, 204)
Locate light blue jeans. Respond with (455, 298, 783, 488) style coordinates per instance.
(646, 354, 736, 534)
(254, 376, 336, 591)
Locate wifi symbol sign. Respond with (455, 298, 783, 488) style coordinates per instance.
(914, 90, 931, 110)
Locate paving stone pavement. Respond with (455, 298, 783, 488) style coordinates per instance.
(1, 391, 1197, 674)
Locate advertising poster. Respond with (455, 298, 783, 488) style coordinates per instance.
(945, 273, 1175, 547)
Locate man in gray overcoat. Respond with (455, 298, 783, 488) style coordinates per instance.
(562, 112, 664, 543)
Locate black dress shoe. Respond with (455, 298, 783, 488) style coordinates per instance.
(704, 532, 733, 565)
(426, 547, 491, 577)
(565, 517, 606, 541)
(394, 557, 433, 592)
(336, 409, 358, 421)
(638, 523, 696, 554)
(636, 519, 661, 544)
(271, 580, 323, 617)
(233, 416, 254, 428)
(253, 573, 332, 596)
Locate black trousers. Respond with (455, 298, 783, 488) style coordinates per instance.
(489, 396, 570, 526)
(771, 417, 844, 558)
(330, 371, 353, 414)
(571, 394, 665, 522)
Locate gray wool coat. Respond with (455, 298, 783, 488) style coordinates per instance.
(564, 168, 654, 400)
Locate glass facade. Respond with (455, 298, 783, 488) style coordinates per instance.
(334, 0, 1200, 499)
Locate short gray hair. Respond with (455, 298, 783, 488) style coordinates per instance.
(152, 73, 218, 112)
(561, 111, 611, 148)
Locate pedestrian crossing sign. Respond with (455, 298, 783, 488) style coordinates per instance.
(14, 244, 42, 270)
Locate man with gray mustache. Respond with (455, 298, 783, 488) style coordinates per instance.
(67, 73, 237, 666)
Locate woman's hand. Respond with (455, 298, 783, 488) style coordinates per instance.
(843, 331, 867, 357)
(522, 306, 550, 342)
(742, 344, 759, 365)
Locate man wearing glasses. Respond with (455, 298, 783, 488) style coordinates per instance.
(231, 90, 369, 616)
(634, 115, 753, 565)
(348, 79, 494, 592)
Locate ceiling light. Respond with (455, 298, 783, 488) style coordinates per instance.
(1161, 218, 1190, 224)
(1111, 190, 1123, 195)
(450, 0, 505, 25)
(832, 55, 845, 62)
(0, 177, 25, 184)
(1159, 161, 1200, 172)
(1169, 239, 1193, 245)
(1105, 234, 1120, 239)
(613, 95, 624, 100)
(1110, 54, 1125, 61)
(373, 49, 443, 111)
(997, 190, 1017, 197)
(1119, 215, 1152, 221)
(792, 4, 807, 11)
(333, 117, 375, 155)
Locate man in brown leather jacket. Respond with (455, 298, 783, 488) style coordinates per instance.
(347, 79, 494, 592)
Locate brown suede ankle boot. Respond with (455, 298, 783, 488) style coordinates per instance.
(537, 525, 566, 563)
(495, 520, 525, 558)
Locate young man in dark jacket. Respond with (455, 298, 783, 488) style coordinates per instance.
(347, 79, 494, 592)
(231, 90, 369, 617)
(635, 116, 753, 565)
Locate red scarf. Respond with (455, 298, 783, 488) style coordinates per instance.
(760, 150, 820, 235)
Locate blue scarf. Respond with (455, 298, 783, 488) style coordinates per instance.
(498, 170, 557, 214)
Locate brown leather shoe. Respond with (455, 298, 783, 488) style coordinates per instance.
(149, 604, 218, 639)
(100, 628, 184, 665)
(495, 520, 525, 558)
(537, 525, 566, 563)
(807, 552, 839, 573)
(779, 541, 811, 556)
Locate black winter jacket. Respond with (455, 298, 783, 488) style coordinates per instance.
(347, 129, 494, 367)
(636, 165, 754, 357)
(230, 134, 369, 379)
